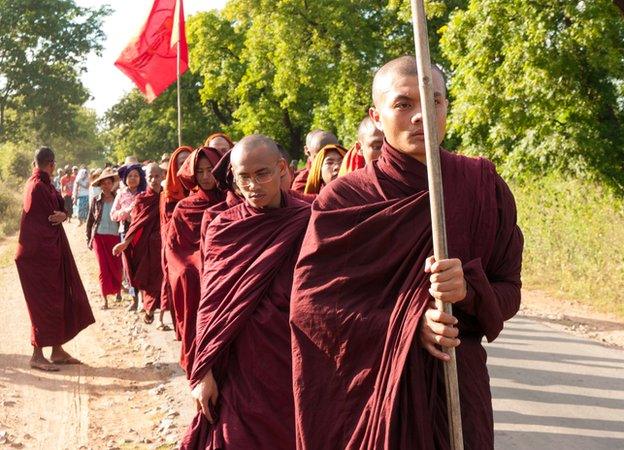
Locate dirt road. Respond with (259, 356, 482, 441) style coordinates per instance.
(0, 221, 622, 449)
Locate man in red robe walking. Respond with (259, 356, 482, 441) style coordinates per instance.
(15, 147, 95, 371)
(290, 56, 523, 450)
(181, 135, 311, 450)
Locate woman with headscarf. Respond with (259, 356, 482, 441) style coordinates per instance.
(160, 146, 193, 332)
(73, 167, 90, 225)
(303, 144, 348, 195)
(110, 163, 147, 311)
(86, 168, 122, 310)
(165, 147, 224, 376)
(204, 132, 235, 156)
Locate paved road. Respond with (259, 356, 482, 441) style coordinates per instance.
(488, 316, 624, 449)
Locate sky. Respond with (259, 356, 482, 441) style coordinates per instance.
(77, 0, 227, 116)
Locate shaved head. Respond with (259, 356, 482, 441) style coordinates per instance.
(308, 131, 339, 158)
(305, 129, 323, 149)
(372, 55, 447, 107)
(357, 117, 380, 141)
(230, 134, 282, 167)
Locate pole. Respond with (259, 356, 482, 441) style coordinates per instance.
(176, 40, 183, 148)
(409, 1, 464, 449)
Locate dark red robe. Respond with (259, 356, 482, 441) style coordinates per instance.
(181, 192, 311, 450)
(290, 141, 523, 450)
(123, 187, 162, 313)
(291, 168, 309, 193)
(165, 148, 224, 376)
(15, 169, 95, 347)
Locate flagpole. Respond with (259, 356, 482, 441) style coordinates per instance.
(177, 40, 182, 148)
(409, 0, 464, 449)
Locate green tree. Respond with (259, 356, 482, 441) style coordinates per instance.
(0, 0, 109, 141)
(441, 0, 624, 189)
(103, 71, 223, 163)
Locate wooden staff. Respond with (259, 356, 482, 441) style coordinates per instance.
(409, 1, 464, 448)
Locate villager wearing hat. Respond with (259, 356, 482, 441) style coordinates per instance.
(86, 168, 123, 310)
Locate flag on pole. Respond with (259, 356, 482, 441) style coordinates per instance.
(115, 0, 188, 102)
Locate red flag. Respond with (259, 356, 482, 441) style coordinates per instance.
(115, 0, 188, 102)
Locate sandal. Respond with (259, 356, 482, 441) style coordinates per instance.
(143, 311, 154, 324)
(156, 324, 171, 331)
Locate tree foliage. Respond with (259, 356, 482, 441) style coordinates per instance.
(441, 0, 624, 189)
(0, 0, 110, 142)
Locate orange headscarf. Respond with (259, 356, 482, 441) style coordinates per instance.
(304, 144, 347, 195)
(163, 146, 193, 202)
(203, 132, 235, 152)
(338, 144, 365, 177)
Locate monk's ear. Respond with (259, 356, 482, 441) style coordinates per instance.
(277, 158, 287, 176)
(355, 142, 362, 152)
(369, 107, 383, 132)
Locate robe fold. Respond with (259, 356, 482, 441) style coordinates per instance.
(165, 147, 224, 376)
(161, 146, 193, 324)
(15, 169, 95, 347)
(181, 192, 311, 450)
(123, 187, 162, 313)
(290, 141, 523, 450)
(338, 145, 365, 177)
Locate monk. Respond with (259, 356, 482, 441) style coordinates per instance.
(204, 132, 235, 155)
(290, 56, 523, 450)
(113, 163, 165, 326)
(303, 144, 347, 195)
(291, 130, 339, 192)
(15, 147, 95, 371)
(181, 135, 311, 450)
(165, 147, 224, 377)
(339, 116, 385, 178)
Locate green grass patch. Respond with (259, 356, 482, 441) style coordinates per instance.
(0, 182, 21, 238)
(512, 175, 624, 319)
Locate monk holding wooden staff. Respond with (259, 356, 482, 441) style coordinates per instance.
(290, 56, 523, 450)
(15, 146, 95, 371)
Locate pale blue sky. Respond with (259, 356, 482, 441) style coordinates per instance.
(77, 0, 227, 116)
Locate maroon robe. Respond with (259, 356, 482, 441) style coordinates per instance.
(181, 192, 311, 450)
(290, 141, 523, 450)
(291, 168, 309, 193)
(123, 187, 162, 313)
(165, 148, 224, 376)
(15, 169, 95, 347)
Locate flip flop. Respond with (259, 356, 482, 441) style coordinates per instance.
(30, 361, 60, 372)
(156, 324, 171, 331)
(143, 312, 155, 324)
(51, 357, 82, 365)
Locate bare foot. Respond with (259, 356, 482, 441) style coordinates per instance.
(30, 355, 60, 372)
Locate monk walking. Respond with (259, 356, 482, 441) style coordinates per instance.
(181, 135, 311, 450)
(113, 163, 164, 327)
(15, 147, 95, 371)
(290, 56, 523, 449)
(164, 147, 224, 376)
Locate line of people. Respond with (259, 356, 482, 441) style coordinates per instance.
(15, 56, 523, 450)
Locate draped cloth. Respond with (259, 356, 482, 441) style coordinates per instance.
(165, 148, 224, 376)
(338, 144, 365, 177)
(181, 192, 311, 450)
(291, 168, 309, 193)
(123, 187, 162, 313)
(92, 234, 122, 297)
(161, 146, 193, 319)
(15, 169, 95, 347)
(290, 141, 523, 450)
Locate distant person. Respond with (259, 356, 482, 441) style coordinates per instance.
(89, 168, 102, 207)
(291, 130, 340, 192)
(204, 132, 235, 155)
(86, 168, 123, 310)
(303, 144, 347, 195)
(15, 147, 95, 372)
(60, 167, 74, 223)
(53, 168, 63, 191)
(338, 116, 385, 176)
(113, 163, 164, 327)
(110, 163, 147, 311)
(73, 167, 90, 226)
